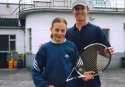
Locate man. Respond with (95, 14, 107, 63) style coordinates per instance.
(66, 0, 115, 87)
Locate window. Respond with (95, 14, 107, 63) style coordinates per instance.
(102, 29, 109, 40)
(0, 35, 8, 51)
(0, 35, 16, 51)
(27, 28, 32, 52)
(9, 35, 16, 51)
(123, 23, 125, 29)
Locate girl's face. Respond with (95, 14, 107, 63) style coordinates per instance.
(51, 22, 67, 43)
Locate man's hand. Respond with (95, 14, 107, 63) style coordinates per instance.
(82, 71, 95, 81)
(105, 47, 115, 58)
(107, 47, 115, 56)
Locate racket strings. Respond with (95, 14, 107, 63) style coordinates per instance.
(76, 57, 87, 73)
(76, 57, 83, 66)
(96, 45, 111, 72)
(81, 45, 98, 72)
(79, 44, 110, 74)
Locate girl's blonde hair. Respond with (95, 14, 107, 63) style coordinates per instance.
(51, 17, 67, 38)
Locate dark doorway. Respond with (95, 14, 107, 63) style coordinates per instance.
(0, 53, 8, 68)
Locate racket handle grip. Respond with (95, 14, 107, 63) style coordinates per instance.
(66, 78, 74, 82)
(77, 75, 85, 78)
(66, 75, 85, 82)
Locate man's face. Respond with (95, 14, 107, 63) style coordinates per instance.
(73, 5, 89, 21)
(51, 22, 67, 43)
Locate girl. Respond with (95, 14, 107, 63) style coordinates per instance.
(32, 17, 94, 87)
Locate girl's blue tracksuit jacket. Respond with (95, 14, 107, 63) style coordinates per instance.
(31, 40, 80, 87)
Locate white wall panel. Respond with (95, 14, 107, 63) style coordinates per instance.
(26, 12, 75, 53)
(25, 11, 125, 54)
(88, 14, 125, 52)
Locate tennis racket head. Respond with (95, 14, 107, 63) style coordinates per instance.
(76, 43, 111, 76)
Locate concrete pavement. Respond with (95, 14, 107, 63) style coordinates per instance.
(0, 69, 34, 87)
(100, 69, 125, 87)
(0, 68, 125, 87)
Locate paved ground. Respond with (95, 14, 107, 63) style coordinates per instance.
(0, 68, 125, 87)
(100, 69, 125, 87)
(0, 69, 34, 87)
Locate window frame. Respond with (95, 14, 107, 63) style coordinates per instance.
(0, 35, 16, 52)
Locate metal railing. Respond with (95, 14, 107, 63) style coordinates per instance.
(19, 0, 125, 13)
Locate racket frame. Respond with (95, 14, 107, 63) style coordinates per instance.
(66, 43, 111, 82)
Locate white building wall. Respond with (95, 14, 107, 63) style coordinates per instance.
(88, 13, 125, 68)
(26, 12, 125, 54)
(88, 14, 125, 53)
(26, 12, 75, 53)
(0, 29, 25, 53)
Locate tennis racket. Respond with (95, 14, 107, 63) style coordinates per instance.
(66, 43, 111, 82)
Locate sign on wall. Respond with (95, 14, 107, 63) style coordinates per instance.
(87, 0, 110, 7)
(86, 0, 125, 8)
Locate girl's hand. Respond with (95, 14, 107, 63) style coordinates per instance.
(82, 71, 95, 81)
(49, 85, 55, 87)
